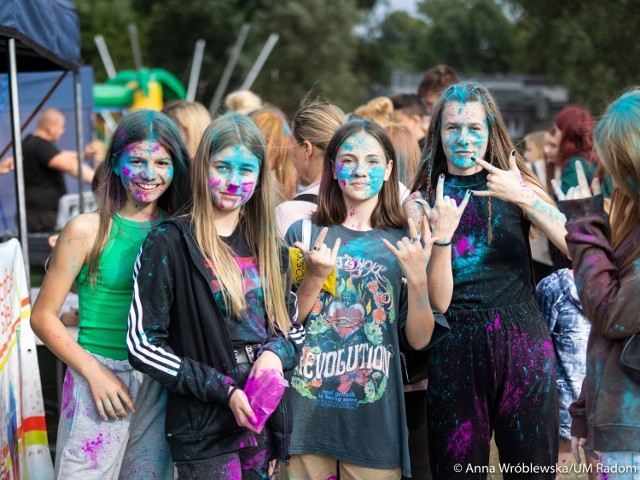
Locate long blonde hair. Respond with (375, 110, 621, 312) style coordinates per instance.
(594, 87, 640, 269)
(162, 100, 212, 159)
(190, 113, 291, 332)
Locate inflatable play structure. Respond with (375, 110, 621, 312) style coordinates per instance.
(93, 67, 187, 110)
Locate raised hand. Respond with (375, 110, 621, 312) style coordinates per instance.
(552, 160, 601, 201)
(382, 217, 437, 285)
(293, 226, 341, 282)
(86, 361, 135, 421)
(415, 174, 470, 243)
(471, 151, 535, 205)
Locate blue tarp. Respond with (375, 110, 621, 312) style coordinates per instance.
(0, 0, 80, 71)
(0, 67, 94, 233)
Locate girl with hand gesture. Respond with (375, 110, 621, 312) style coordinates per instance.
(283, 120, 448, 479)
(408, 82, 564, 478)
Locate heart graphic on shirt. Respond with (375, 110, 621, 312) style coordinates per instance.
(326, 302, 366, 340)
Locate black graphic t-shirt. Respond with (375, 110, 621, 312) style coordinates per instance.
(426, 170, 535, 311)
(285, 221, 411, 475)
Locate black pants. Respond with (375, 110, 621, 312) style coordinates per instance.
(402, 389, 432, 480)
(426, 300, 558, 479)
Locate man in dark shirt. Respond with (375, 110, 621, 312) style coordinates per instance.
(23, 108, 102, 232)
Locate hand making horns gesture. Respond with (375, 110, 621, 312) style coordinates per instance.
(294, 226, 341, 281)
(415, 173, 470, 244)
(383, 217, 437, 285)
(471, 150, 536, 205)
(552, 160, 602, 201)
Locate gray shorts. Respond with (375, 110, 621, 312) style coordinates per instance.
(55, 353, 173, 480)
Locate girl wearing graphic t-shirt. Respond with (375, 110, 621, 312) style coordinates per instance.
(282, 119, 458, 479)
(127, 113, 302, 479)
(31, 109, 191, 479)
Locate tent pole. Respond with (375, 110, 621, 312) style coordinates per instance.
(7, 38, 30, 287)
(74, 70, 84, 213)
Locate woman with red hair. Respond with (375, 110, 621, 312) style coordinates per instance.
(551, 105, 606, 195)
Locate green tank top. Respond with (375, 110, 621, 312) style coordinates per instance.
(76, 214, 163, 360)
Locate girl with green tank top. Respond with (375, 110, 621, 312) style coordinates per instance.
(31, 109, 191, 479)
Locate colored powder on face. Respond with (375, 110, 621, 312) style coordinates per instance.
(445, 421, 473, 459)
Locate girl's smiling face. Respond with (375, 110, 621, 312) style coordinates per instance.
(208, 144, 261, 211)
(115, 140, 174, 205)
(333, 131, 392, 204)
(441, 101, 489, 175)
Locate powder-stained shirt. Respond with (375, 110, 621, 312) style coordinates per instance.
(285, 221, 412, 475)
(428, 170, 535, 310)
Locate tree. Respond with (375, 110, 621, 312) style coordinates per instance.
(75, 0, 141, 81)
(509, 0, 640, 113)
(357, 11, 435, 91)
(246, 0, 366, 115)
(419, 0, 516, 74)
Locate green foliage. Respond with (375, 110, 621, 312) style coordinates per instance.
(246, 0, 365, 115)
(75, 0, 140, 81)
(509, 0, 640, 113)
(419, 0, 516, 74)
(357, 11, 435, 89)
(134, 0, 247, 105)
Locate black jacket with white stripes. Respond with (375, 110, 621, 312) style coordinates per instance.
(127, 216, 304, 462)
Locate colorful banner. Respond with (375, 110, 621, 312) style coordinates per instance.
(0, 239, 54, 479)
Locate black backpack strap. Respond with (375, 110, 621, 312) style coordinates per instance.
(293, 193, 318, 204)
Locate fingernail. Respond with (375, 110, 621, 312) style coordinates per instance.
(511, 150, 516, 156)
(439, 173, 444, 179)
(471, 156, 476, 162)
(466, 189, 470, 195)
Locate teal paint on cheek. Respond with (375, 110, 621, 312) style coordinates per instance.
(368, 165, 386, 195)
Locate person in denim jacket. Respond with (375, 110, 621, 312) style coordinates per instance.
(536, 268, 590, 466)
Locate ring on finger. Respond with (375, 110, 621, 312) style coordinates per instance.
(312, 246, 320, 251)
(411, 237, 420, 243)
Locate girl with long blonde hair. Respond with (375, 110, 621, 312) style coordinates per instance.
(127, 113, 302, 479)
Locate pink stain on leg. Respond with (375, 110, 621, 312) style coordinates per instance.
(61, 371, 75, 419)
(81, 432, 105, 468)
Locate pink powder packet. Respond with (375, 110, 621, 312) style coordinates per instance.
(243, 369, 289, 433)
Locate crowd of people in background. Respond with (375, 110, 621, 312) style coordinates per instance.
(15, 62, 639, 479)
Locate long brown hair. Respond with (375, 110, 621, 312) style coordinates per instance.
(594, 88, 640, 269)
(312, 119, 406, 229)
(190, 113, 291, 332)
(411, 82, 554, 240)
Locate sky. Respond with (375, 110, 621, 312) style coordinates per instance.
(374, 0, 419, 17)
